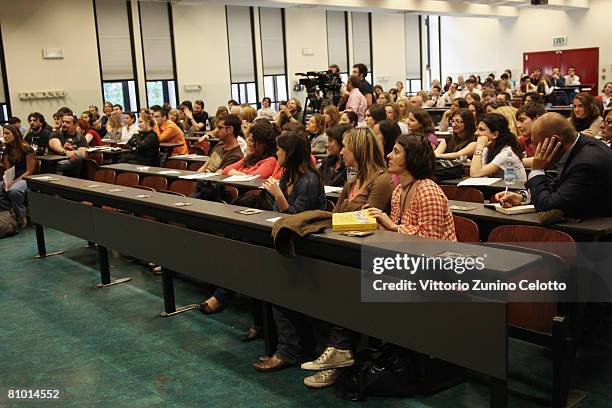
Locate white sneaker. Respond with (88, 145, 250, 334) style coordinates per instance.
(301, 346, 354, 371)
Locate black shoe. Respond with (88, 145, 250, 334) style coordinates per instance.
(240, 325, 261, 342)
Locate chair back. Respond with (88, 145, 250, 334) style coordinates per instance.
(224, 185, 239, 204)
(194, 140, 211, 155)
(453, 215, 479, 243)
(94, 169, 116, 184)
(188, 146, 206, 155)
(131, 185, 156, 192)
(164, 159, 188, 170)
(82, 159, 99, 180)
(160, 190, 185, 197)
(188, 162, 204, 171)
(141, 175, 168, 191)
(487, 225, 576, 334)
(169, 180, 198, 197)
(115, 172, 140, 187)
(326, 200, 335, 212)
(440, 185, 484, 203)
(88, 151, 104, 165)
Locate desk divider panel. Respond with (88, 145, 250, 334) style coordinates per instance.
(91, 207, 507, 380)
(27, 191, 96, 242)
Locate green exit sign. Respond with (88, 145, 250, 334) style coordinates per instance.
(553, 36, 567, 46)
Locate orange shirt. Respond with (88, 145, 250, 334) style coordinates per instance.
(154, 120, 188, 156)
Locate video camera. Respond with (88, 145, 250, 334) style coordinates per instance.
(295, 70, 342, 113)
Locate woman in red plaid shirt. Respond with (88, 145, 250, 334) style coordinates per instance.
(367, 133, 457, 241)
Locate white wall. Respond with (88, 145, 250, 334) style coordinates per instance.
(172, 3, 231, 111)
(440, 16, 499, 80)
(284, 7, 329, 101)
(371, 13, 406, 90)
(0, 0, 102, 121)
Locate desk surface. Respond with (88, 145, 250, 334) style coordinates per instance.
(449, 199, 612, 237)
(440, 178, 526, 191)
(160, 142, 184, 148)
(166, 154, 209, 163)
(37, 154, 68, 162)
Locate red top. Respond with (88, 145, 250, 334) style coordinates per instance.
(221, 156, 278, 178)
(87, 129, 103, 147)
(519, 135, 534, 157)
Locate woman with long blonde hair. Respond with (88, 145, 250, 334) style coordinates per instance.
(334, 127, 394, 213)
(106, 113, 123, 141)
(322, 105, 340, 133)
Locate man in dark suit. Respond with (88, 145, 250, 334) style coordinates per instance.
(550, 67, 568, 105)
(496, 113, 612, 219)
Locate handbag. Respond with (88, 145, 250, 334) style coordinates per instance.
(433, 159, 464, 182)
(0, 210, 19, 238)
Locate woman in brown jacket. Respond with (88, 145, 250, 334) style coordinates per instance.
(334, 127, 394, 213)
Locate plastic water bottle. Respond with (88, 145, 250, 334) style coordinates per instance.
(503, 150, 516, 186)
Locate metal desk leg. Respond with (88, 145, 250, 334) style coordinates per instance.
(490, 377, 507, 408)
(159, 268, 195, 317)
(96, 246, 132, 288)
(34, 224, 65, 258)
(262, 301, 276, 357)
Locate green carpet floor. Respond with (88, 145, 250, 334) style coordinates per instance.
(1, 228, 611, 407)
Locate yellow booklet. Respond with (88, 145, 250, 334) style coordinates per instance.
(332, 210, 378, 232)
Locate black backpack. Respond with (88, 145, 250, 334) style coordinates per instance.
(432, 159, 464, 182)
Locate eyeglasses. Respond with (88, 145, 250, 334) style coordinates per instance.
(217, 125, 229, 130)
(451, 119, 464, 124)
(605, 119, 612, 126)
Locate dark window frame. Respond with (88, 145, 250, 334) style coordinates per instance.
(226, 6, 259, 107)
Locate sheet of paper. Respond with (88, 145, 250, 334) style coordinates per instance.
(31, 176, 55, 180)
(266, 217, 282, 223)
(136, 166, 150, 171)
(179, 173, 217, 180)
(324, 186, 343, 194)
(157, 170, 182, 175)
(222, 175, 259, 182)
(457, 177, 501, 187)
(3, 167, 15, 191)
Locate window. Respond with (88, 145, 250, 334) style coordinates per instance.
(226, 6, 258, 107)
(423, 15, 441, 91)
(94, 0, 139, 111)
(139, 1, 178, 107)
(404, 14, 422, 96)
(351, 12, 373, 84)
(260, 7, 287, 109)
(327, 11, 349, 78)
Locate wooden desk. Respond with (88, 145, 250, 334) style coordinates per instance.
(160, 142, 185, 158)
(167, 154, 209, 164)
(439, 178, 526, 198)
(26, 174, 548, 406)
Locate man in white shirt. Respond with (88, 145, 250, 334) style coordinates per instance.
(460, 79, 482, 99)
(564, 67, 581, 86)
(424, 85, 446, 108)
(441, 83, 461, 106)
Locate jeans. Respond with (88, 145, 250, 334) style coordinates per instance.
(328, 325, 358, 350)
(0, 180, 27, 218)
(57, 159, 83, 177)
(273, 306, 304, 363)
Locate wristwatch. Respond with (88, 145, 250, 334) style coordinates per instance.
(518, 190, 528, 204)
(474, 150, 483, 156)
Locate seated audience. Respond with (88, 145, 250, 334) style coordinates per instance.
(377, 92, 390, 105)
(367, 133, 456, 240)
(197, 114, 244, 173)
(396, 98, 410, 121)
(210, 106, 229, 130)
(438, 98, 468, 132)
(465, 92, 481, 104)
(516, 103, 546, 167)
(424, 85, 445, 108)
(152, 106, 188, 156)
(517, 75, 537, 95)
(460, 78, 482, 99)
(522, 91, 544, 105)
(319, 124, 351, 187)
(189, 99, 209, 132)
(25, 112, 52, 155)
(441, 83, 461, 105)
(339, 111, 358, 128)
(257, 97, 276, 120)
(306, 114, 328, 155)
(485, 100, 501, 113)
(406, 109, 438, 147)
(569, 92, 603, 136)
(119, 112, 160, 166)
(274, 98, 303, 129)
(100, 102, 113, 129)
(222, 119, 277, 179)
(410, 95, 424, 109)
(564, 67, 580, 85)
(48, 115, 88, 177)
(121, 112, 139, 142)
(599, 82, 612, 110)
(496, 113, 612, 218)
(334, 127, 394, 213)
(494, 105, 520, 137)
(0, 125, 36, 226)
(599, 108, 612, 147)
(322, 105, 341, 133)
(384, 103, 408, 133)
(469, 113, 527, 181)
(262, 130, 326, 214)
(468, 101, 486, 124)
(365, 104, 386, 130)
(168, 109, 184, 132)
(105, 113, 123, 141)
(435, 108, 477, 159)
(443, 76, 453, 92)
(373, 119, 401, 157)
(76, 118, 102, 147)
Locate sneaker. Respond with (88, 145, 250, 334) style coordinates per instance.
(301, 346, 354, 371)
(304, 369, 338, 388)
(152, 266, 162, 275)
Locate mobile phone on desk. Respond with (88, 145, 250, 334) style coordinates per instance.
(483, 203, 497, 210)
(341, 231, 374, 237)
